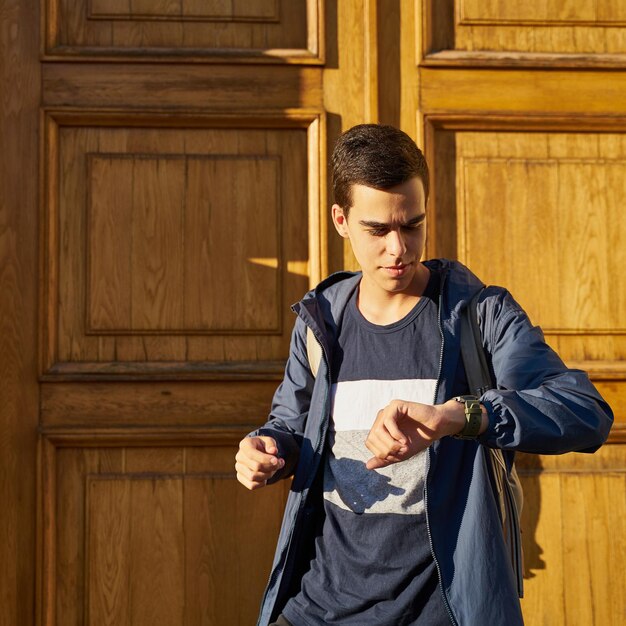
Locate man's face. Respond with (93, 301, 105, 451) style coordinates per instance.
(331, 177, 428, 300)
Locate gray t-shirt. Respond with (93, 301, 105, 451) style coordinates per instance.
(283, 269, 451, 626)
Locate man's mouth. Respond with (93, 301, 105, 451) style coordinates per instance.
(383, 263, 410, 276)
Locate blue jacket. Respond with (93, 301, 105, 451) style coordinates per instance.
(252, 260, 613, 626)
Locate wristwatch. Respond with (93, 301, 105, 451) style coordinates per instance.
(453, 395, 483, 439)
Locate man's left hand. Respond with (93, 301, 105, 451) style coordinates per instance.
(364, 399, 485, 470)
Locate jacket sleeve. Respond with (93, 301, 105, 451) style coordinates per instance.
(248, 315, 315, 482)
(477, 288, 614, 454)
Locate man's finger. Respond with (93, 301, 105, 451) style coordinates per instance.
(365, 454, 402, 470)
(255, 435, 278, 455)
(241, 435, 278, 455)
(236, 472, 268, 490)
(235, 449, 284, 474)
(366, 426, 406, 459)
(235, 461, 278, 483)
(238, 437, 281, 464)
(383, 412, 407, 444)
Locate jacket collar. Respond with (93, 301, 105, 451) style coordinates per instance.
(291, 271, 360, 359)
(293, 260, 484, 335)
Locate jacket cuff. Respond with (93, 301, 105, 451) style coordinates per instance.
(476, 398, 497, 446)
(252, 427, 302, 484)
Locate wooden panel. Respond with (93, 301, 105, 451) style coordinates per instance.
(44, 433, 290, 626)
(456, 131, 626, 364)
(461, 0, 626, 24)
(182, 156, 279, 332)
(426, 122, 626, 368)
(88, 477, 186, 625)
(85, 478, 131, 626)
(40, 381, 279, 426)
(422, 0, 626, 66)
(421, 69, 626, 114)
(184, 471, 284, 623)
(55, 447, 100, 625)
(44, 0, 321, 62)
(89, 154, 280, 333)
(459, 157, 621, 332)
(89, 0, 279, 20)
(42, 65, 323, 111)
(517, 445, 626, 626)
(43, 112, 318, 376)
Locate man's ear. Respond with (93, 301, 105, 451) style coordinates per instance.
(331, 204, 350, 239)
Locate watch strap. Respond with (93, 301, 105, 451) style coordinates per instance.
(453, 395, 482, 439)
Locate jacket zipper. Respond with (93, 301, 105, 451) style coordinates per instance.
(424, 273, 458, 626)
(305, 298, 457, 624)
(259, 321, 331, 626)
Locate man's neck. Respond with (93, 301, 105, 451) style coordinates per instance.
(357, 266, 430, 326)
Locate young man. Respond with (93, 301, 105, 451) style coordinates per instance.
(235, 124, 613, 626)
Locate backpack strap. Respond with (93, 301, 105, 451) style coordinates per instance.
(460, 288, 525, 598)
(460, 290, 493, 397)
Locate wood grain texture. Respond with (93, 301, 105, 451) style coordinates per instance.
(0, 1, 40, 626)
(130, 157, 186, 331)
(54, 448, 99, 626)
(129, 478, 186, 624)
(27, 4, 626, 626)
(86, 479, 131, 626)
(421, 69, 626, 115)
(519, 469, 565, 621)
(90, 0, 278, 20)
(183, 474, 287, 623)
(323, 0, 375, 132)
(40, 381, 278, 426)
(425, 123, 626, 373)
(89, 154, 280, 333)
(43, 64, 322, 109)
(454, 131, 626, 365)
(45, 0, 319, 61)
(517, 444, 626, 472)
(417, 10, 626, 621)
(460, 0, 626, 23)
(421, 0, 626, 66)
(44, 435, 290, 626)
(519, 453, 626, 626)
(44, 115, 315, 374)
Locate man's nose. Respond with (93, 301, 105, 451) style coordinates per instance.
(386, 230, 406, 257)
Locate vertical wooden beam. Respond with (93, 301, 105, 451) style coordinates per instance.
(323, 0, 376, 271)
(0, 2, 40, 625)
(398, 0, 419, 143)
(364, 0, 379, 124)
(376, 0, 401, 127)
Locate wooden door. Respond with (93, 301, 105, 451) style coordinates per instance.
(411, 2, 626, 624)
(1, 2, 624, 625)
(328, 1, 626, 623)
(1, 1, 330, 625)
(37, 1, 327, 624)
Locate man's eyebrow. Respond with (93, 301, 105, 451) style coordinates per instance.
(359, 214, 426, 229)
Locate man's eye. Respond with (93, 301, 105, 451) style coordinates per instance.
(368, 229, 387, 236)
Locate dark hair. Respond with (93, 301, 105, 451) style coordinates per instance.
(331, 124, 429, 215)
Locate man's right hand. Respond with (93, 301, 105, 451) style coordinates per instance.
(235, 436, 285, 490)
